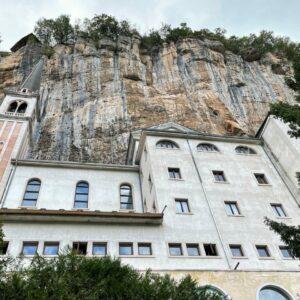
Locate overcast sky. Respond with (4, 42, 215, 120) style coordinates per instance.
(0, 0, 299, 51)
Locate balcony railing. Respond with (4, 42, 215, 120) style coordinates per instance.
(5, 112, 25, 117)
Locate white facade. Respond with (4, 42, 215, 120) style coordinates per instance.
(1, 123, 299, 277)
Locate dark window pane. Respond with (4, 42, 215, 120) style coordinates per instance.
(75, 194, 88, 202)
(197, 143, 218, 152)
(0, 242, 8, 255)
(72, 242, 87, 255)
(271, 204, 286, 217)
(175, 199, 189, 213)
(44, 243, 59, 255)
(230, 245, 243, 257)
(120, 203, 133, 209)
(26, 185, 40, 192)
(157, 140, 178, 149)
(23, 192, 38, 200)
(256, 246, 270, 257)
(22, 200, 37, 207)
(76, 186, 89, 194)
(138, 243, 152, 255)
(280, 247, 292, 258)
(204, 244, 218, 256)
(22, 243, 38, 255)
(93, 243, 107, 255)
(120, 195, 132, 204)
(213, 171, 226, 182)
(255, 174, 268, 184)
(119, 243, 133, 255)
(187, 244, 200, 256)
(169, 244, 182, 256)
(74, 201, 88, 208)
(259, 287, 290, 300)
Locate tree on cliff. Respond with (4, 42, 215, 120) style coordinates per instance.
(34, 15, 74, 45)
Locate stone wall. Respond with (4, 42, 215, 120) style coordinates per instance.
(0, 37, 295, 164)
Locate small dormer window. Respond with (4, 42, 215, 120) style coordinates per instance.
(22, 88, 28, 93)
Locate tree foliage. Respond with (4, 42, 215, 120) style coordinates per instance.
(0, 224, 224, 299)
(265, 218, 300, 258)
(0, 252, 224, 300)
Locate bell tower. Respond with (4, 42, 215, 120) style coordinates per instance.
(0, 59, 44, 199)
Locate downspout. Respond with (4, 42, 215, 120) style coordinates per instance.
(186, 138, 232, 269)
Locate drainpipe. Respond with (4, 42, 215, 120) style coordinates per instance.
(186, 138, 232, 270)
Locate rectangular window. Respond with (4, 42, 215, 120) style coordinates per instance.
(256, 245, 270, 257)
(92, 243, 107, 256)
(296, 172, 300, 185)
(279, 246, 293, 258)
(225, 201, 240, 216)
(212, 171, 226, 182)
(169, 243, 183, 256)
(138, 243, 152, 255)
(148, 175, 153, 190)
(204, 244, 218, 256)
(175, 199, 190, 213)
(72, 242, 87, 255)
(271, 204, 287, 217)
(230, 245, 244, 257)
(43, 242, 59, 255)
(254, 173, 269, 185)
(186, 244, 200, 256)
(0, 241, 9, 255)
(22, 242, 38, 256)
(119, 243, 133, 255)
(168, 168, 181, 179)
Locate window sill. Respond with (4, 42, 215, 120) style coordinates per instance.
(168, 255, 221, 259)
(257, 184, 272, 186)
(281, 257, 295, 260)
(227, 214, 245, 218)
(197, 150, 220, 154)
(275, 216, 291, 220)
(19, 206, 38, 209)
(214, 181, 229, 184)
(258, 257, 275, 260)
(231, 256, 248, 259)
(72, 208, 89, 211)
(156, 148, 180, 151)
(119, 255, 155, 258)
(236, 153, 257, 156)
(43, 254, 59, 257)
(119, 209, 135, 212)
(176, 212, 193, 215)
(169, 178, 184, 181)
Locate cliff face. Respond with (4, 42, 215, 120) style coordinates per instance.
(0, 37, 295, 163)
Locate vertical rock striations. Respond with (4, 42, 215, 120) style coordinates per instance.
(0, 37, 295, 163)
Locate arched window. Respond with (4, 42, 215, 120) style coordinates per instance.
(197, 143, 219, 152)
(156, 140, 179, 149)
(74, 181, 89, 208)
(120, 184, 133, 209)
(7, 101, 18, 113)
(17, 102, 27, 114)
(22, 179, 41, 207)
(235, 145, 256, 155)
(259, 286, 291, 300)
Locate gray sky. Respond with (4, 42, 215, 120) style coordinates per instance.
(0, 0, 299, 51)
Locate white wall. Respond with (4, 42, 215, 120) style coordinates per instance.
(3, 165, 142, 212)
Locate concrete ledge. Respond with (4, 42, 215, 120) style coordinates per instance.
(11, 159, 139, 172)
(0, 208, 163, 225)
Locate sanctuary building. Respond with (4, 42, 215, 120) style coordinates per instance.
(0, 59, 299, 300)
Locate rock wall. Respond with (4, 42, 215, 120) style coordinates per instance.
(0, 37, 295, 164)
